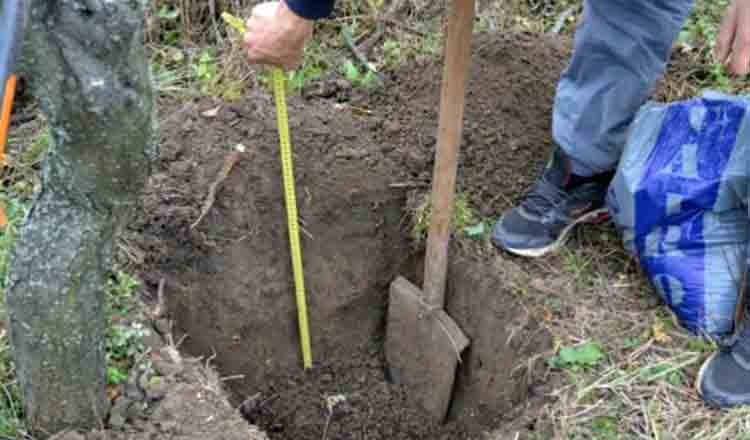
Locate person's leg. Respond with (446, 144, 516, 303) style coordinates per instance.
(555, 0, 695, 175)
(492, 0, 695, 257)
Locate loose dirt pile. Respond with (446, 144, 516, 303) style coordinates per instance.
(128, 32, 572, 439)
(49, 311, 268, 440)
(358, 32, 573, 216)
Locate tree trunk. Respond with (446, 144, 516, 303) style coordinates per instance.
(6, 0, 157, 435)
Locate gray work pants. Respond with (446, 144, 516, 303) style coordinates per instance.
(553, 0, 696, 175)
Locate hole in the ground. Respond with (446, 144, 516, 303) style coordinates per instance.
(147, 152, 550, 438)
(128, 33, 573, 439)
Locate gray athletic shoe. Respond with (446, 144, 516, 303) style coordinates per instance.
(491, 148, 612, 258)
(697, 320, 750, 409)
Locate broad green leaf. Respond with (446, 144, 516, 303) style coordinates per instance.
(464, 222, 485, 237)
(554, 341, 604, 368)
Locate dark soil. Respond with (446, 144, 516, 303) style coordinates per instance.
(128, 32, 570, 439)
(241, 349, 455, 439)
(357, 32, 573, 217)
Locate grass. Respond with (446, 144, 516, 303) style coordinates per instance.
(410, 191, 479, 242)
(487, 2, 750, 438)
(104, 271, 148, 387)
(501, 235, 733, 439)
(0, 196, 27, 437)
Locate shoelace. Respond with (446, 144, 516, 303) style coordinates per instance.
(520, 176, 568, 218)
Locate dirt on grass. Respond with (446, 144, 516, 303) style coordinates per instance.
(126, 32, 574, 439)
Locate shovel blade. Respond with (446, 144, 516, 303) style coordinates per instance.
(385, 276, 470, 423)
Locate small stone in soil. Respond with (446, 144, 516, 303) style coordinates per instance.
(153, 318, 171, 336)
(152, 348, 184, 377)
(384, 121, 401, 136)
(125, 371, 144, 398)
(126, 400, 148, 421)
(142, 327, 165, 351)
(85, 430, 107, 440)
(335, 147, 368, 159)
(109, 396, 131, 428)
(50, 431, 85, 440)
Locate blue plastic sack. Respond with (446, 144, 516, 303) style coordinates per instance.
(607, 91, 749, 339)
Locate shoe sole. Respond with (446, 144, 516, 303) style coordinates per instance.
(694, 350, 731, 410)
(695, 350, 716, 399)
(499, 208, 610, 258)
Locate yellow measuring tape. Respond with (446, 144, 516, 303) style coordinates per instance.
(271, 68, 313, 369)
(219, 13, 313, 369)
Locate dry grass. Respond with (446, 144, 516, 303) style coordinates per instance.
(485, 222, 745, 439)
(459, 2, 750, 438)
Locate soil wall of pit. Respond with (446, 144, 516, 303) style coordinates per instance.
(129, 33, 570, 437)
(131, 94, 411, 393)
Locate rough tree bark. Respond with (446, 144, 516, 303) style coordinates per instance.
(6, 0, 156, 435)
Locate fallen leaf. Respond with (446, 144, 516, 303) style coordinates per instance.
(107, 384, 121, 401)
(652, 320, 672, 343)
(464, 222, 485, 237)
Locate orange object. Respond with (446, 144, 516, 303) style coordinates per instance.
(0, 74, 16, 227)
(0, 74, 16, 167)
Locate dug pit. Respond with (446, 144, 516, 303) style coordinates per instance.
(128, 33, 570, 439)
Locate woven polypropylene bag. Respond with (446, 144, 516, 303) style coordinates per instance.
(607, 91, 749, 338)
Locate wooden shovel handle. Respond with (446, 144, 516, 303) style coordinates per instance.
(423, 0, 475, 307)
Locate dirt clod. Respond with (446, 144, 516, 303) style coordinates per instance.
(50, 431, 85, 440)
(108, 396, 131, 429)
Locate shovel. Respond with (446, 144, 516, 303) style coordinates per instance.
(385, 0, 475, 424)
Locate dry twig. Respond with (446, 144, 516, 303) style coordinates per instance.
(191, 144, 248, 229)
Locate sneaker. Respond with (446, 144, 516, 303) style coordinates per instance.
(491, 148, 612, 258)
(697, 321, 750, 408)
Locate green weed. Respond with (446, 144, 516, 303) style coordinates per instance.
(678, 0, 735, 92)
(0, 197, 27, 292)
(0, 197, 29, 437)
(687, 336, 716, 353)
(154, 5, 183, 44)
(286, 48, 327, 93)
(105, 271, 147, 385)
(411, 192, 477, 242)
(21, 127, 49, 165)
(639, 362, 686, 385)
(560, 248, 596, 290)
(548, 341, 606, 371)
(340, 60, 377, 87)
(106, 271, 140, 319)
(191, 49, 221, 95)
(0, 336, 23, 437)
(590, 416, 619, 439)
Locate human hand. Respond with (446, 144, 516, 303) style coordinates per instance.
(243, 1, 313, 70)
(717, 0, 750, 75)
